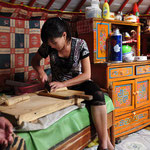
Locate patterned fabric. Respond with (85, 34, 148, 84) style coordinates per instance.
(0, 17, 50, 87)
(4, 133, 26, 150)
(0, 1, 85, 20)
(38, 37, 89, 82)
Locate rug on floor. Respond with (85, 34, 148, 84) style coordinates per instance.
(115, 129, 150, 150)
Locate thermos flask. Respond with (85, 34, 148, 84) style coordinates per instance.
(110, 28, 122, 63)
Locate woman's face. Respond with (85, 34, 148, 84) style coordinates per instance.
(48, 32, 67, 51)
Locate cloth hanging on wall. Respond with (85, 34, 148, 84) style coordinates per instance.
(0, 17, 50, 87)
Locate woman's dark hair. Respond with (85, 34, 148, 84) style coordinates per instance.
(41, 17, 71, 43)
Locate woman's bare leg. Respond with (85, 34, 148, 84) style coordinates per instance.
(91, 105, 114, 150)
(107, 132, 114, 150)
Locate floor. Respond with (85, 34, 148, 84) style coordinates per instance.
(84, 127, 150, 150)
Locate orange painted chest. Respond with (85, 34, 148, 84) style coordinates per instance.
(91, 61, 150, 139)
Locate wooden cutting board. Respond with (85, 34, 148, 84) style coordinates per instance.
(38, 90, 93, 100)
(0, 93, 84, 125)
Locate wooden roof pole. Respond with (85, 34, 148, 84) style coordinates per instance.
(28, 0, 36, 7)
(45, 0, 55, 9)
(60, 0, 71, 11)
(109, 0, 114, 6)
(137, 0, 143, 7)
(10, 0, 16, 3)
(144, 6, 150, 14)
(74, 0, 86, 12)
(117, 0, 129, 13)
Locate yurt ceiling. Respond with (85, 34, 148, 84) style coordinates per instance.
(1, 0, 150, 15)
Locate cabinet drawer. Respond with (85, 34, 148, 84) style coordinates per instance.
(136, 65, 150, 75)
(109, 67, 133, 79)
(115, 108, 150, 137)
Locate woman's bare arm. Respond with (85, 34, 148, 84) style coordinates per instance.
(31, 52, 48, 83)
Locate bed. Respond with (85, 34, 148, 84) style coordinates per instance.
(15, 93, 115, 150)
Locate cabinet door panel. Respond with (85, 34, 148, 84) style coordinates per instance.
(113, 80, 134, 115)
(94, 21, 110, 63)
(135, 77, 150, 108)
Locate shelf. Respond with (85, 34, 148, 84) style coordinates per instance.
(92, 18, 142, 26)
(122, 39, 137, 44)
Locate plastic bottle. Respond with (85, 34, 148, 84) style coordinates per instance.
(133, 3, 139, 23)
(103, 0, 110, 19)
(85, 0, 101, 19)
(133, 3, 139, 16)
(91, 0, 100, 6)
(110, 28, 122, 63)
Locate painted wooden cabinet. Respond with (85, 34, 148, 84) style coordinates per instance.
(77, 18, 141, 63)
(77, 19, 149, 140)
(77, 19, 110, 63)
(91, 61, 150, 139)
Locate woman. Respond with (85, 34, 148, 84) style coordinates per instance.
(31, 17, 114, 150)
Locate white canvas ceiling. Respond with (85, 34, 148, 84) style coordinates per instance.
(1, 0, 150, 15)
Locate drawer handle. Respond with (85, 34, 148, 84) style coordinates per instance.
(120, 71, 123, 75)
(133, 91, 139, 95)
(144, 68, 148, 72)
(133, 112, 136, 115)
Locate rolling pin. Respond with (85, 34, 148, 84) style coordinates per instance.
(5, 95, 30, 106)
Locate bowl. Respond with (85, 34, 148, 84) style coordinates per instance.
(122, 45, 132, 54)
(123, 52, 134, 62)
(123, 56, 135, 62)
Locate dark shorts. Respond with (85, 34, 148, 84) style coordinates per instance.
(68, 80, 105, 106)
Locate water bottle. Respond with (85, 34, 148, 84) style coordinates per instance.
(110, 28, 122, 63)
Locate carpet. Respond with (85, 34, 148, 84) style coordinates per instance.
(115, 129, 150, 150)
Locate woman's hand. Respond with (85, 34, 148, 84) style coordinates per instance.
(0, 129, 8, 149)
(39, 71, 48, 83)
(31, 52, 49, 83)
(50, 81, 65, 92)
(0, 117, 13, 148)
